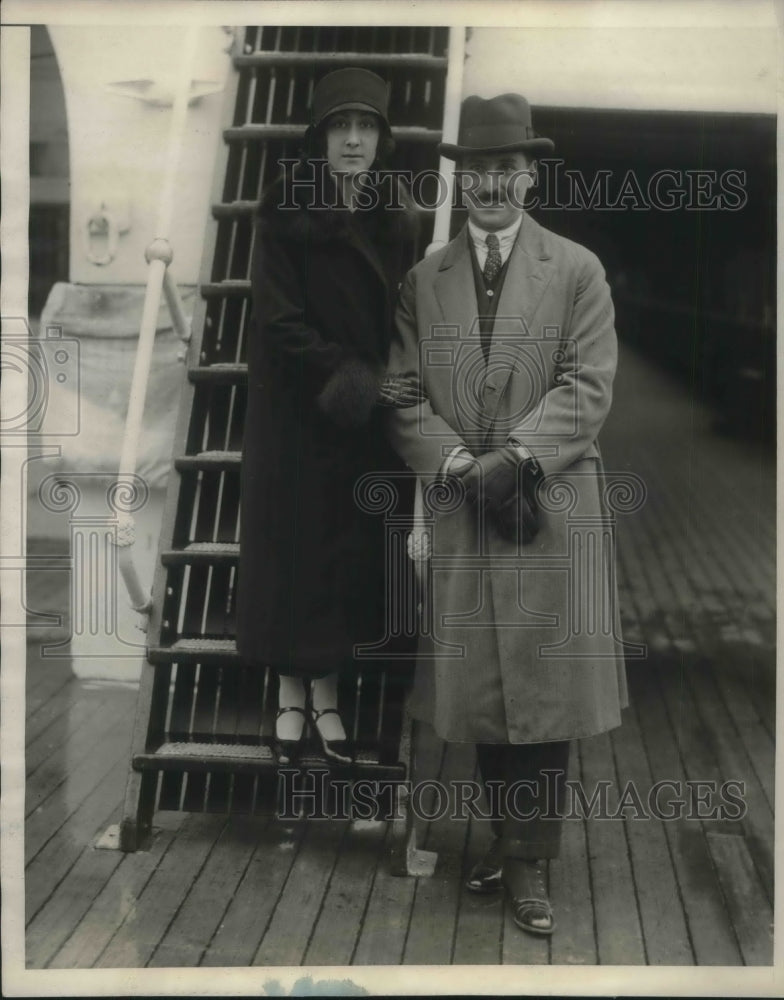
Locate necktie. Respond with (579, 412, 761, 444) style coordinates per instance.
(483, 233, 502, 285)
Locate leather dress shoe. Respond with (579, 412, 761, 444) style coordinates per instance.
(506, 859, 555, 936)
(465, 841, 503, 894)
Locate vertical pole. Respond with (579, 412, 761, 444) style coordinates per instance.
(430, 27, 466, 249)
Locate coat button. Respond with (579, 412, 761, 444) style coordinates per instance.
(554, 371, 564, 384)
(487, 289, 494, 297)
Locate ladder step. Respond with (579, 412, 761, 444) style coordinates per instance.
(212, 200, 258, 219)
(161, 542, 239, 566)
(224, 124, 441, 144)
(148, 637, 239, 664)
(134, 741, 405, 779)
(175, 450, 242, 472)
(212, 199, 436, 221)
(201, 280, 250, 299)
(235, 51, 448, 70)
(188, 362, 248, 384)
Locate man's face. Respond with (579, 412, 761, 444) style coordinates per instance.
(458, 151, 534, 231)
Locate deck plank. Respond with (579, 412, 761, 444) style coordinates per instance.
(47, 821, 182, 969)
(149, 815, 262, 967)
(25, 754, 129, 924)
(706, 832, 773, 966)
(25, 675, 80, 746)
(684, 658, 774, 903)
(306, 819, 388, 966)
(610, 705, 693, 964)
(709, 656, 775, 811)
(26, 689, 132, 817)
(201, 816, 307, 967)
(548, 750, 597, 966)
(26, 840, 124, 968)
(615, 486, 747, 965)
(402, 740, 472, 965)
(26, 685, 117, 776)
(451, 813, 504, 966)
(352, 826, 417, 965)
(627, 662, 742, 965)
(25, 710, 132, 864)
(95, 813, 228, 968)
(627, 435, 776, 835)
(578, 731, 646, 965)
(251, 819, 349, 967)
(25, 652, 73, 713)
(745, 664, 776, 744)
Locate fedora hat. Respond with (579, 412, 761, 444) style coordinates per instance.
(439, 93, 554, 160)
(311, 67, 390, 128)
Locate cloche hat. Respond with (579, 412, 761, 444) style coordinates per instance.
(439, 93, 554, 159)
(311, 68, 390, 128)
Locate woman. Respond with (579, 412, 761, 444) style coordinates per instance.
(237, 68, 417, 766)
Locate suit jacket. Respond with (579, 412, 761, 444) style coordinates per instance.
(385, 215, 629, 743)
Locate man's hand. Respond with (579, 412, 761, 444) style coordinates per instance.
(462, 447, 542, 544)
(493, 483, 540, 544)
(461, 446, 520, 510)
(377, 374, 428, 408)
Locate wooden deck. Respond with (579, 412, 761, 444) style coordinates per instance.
(24, 343, 775, 969)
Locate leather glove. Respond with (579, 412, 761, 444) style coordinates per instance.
(460, 446, 521, 511)
(462, 447, 542, 545)
(492, 464, 542, 544)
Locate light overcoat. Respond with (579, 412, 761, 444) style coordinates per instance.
(385, 215, 629, 743)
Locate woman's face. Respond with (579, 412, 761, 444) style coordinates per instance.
(324, 110, 380, 177)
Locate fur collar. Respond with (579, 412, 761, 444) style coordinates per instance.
(257, 162, 420, 245)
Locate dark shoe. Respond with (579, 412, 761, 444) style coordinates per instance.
(274, 705, 306, 766)
(506, 860, 555, 936)
(465, 841, 504, 894)
(309, 707, 353, 765)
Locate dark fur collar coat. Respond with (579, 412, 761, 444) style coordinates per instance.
(236, 160, 418, 674)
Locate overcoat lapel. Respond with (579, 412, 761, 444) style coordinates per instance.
(434, 227, 478, 331)
(482, 217, 556, 440)
(432, 219, 558, 443)
(493, 215, 555, 336)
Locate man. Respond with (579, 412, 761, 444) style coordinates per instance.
(384, 94, 628, 935)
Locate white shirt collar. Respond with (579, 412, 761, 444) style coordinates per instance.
(467, 214, 524, 259)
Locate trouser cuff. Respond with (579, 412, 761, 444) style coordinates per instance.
(502, 835, 562, 861)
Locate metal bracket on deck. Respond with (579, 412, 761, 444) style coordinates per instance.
(94, 823, 121, 850)
(389, 780, 438, 877)
(405, 841, 438, 878)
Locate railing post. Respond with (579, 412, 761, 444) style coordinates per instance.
(430, 27, 466, 251)
(112, 27, 200, 625)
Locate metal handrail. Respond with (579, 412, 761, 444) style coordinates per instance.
(112, 27, 199, 622)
